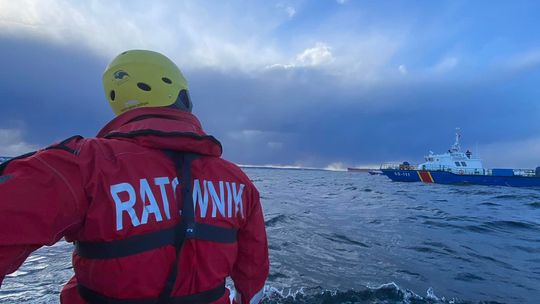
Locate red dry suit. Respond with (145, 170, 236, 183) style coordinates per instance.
(0, 107, 269, 304)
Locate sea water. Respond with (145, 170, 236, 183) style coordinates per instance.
(1, 168, 539, 303)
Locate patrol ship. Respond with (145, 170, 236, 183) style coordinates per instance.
(380, 130, 540, 187)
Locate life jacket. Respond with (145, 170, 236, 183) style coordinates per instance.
(74, 151, 236, 304)
(0, 108, 268, 304)
(62, 108, 258, 303)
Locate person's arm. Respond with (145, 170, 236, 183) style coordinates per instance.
(0, 145, 87, 285)
(232, 186, 269, 304)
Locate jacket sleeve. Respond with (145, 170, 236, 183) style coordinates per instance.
(231, 185, 269, 304)
(0, 144, 87, 286)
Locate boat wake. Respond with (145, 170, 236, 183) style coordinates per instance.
(253, 282, 474, 304)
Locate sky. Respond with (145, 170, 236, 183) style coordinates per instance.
(1, 0, 540, 169)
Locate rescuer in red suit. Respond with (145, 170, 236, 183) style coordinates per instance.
(0, 50, 269, 304)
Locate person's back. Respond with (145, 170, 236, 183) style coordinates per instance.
(0, 50, 269, 304)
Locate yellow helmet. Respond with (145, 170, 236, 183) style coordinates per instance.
(103, 50, 192, 115)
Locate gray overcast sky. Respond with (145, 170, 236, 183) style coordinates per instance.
(1, 1, 540, 169)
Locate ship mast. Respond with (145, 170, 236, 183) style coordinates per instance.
(450, 127, 461, 153)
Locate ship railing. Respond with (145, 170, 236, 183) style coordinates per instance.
(450, 168, 486, 175)
(482, 168, 536, 177)
(419, 165, 486, 175)
(380, 163, 418, 170)
(512, 169, 536, 177)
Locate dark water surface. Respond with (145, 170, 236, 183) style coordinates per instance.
(1, 168, 539, 303)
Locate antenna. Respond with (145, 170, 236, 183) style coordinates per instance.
(451, 127, 461, 152)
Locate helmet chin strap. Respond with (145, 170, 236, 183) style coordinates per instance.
(167, 89, 192, 113)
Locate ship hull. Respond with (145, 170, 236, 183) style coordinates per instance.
(381, 169, 540, 187)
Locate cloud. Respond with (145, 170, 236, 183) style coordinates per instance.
(429, 57, 459, 74)
(227, 129, 265, 142)
(266, 42, 334, 69)
(506, 48, 540, 70)
(296, 43, 334, 66)
(477, 137, 540, 168)
(1, 1, 540, 169)
(0, 1, 405, 83)
(398, 64, 408, 75)
(0, 128, 39, 156)
(286, 6, 296, 18)
(0, 1, 288, 72)
(267, 141, 284, 150)
(276, 3, 296, 19)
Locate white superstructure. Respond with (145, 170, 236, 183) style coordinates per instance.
(418, 129, 484, 174)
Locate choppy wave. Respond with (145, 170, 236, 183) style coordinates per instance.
(1, 169, 539, 303)
(527, 202, 540, 208)
(260, 283, 477, 304)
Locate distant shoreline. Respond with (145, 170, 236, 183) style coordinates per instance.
(346, 167, 376, 172)
(239, 165, 377, 172)
(239, 165, 329, 171)
(0, 157, 377, 173)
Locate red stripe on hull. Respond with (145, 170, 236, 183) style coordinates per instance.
(418, 171, 434, 183)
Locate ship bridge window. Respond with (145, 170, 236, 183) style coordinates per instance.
(460, 162, 467, 166)
(455, 162, 461, 166)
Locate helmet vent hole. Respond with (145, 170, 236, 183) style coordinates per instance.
(137, 82, 152, 91)
(162, 77, 172, 84)
(110, 90, 116, 101)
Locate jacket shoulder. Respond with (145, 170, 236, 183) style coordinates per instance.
(223, 159, 254, 184)
(45, 135, 86, 155)
(0, 135, 87, 175)
(0, 151, 37, 175)
(199, 156, 254, 184)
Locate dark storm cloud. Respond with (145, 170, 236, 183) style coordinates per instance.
(0, 37, 111, 143)
(190, 66, 540, 167)
(1, 37, 540, 168)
